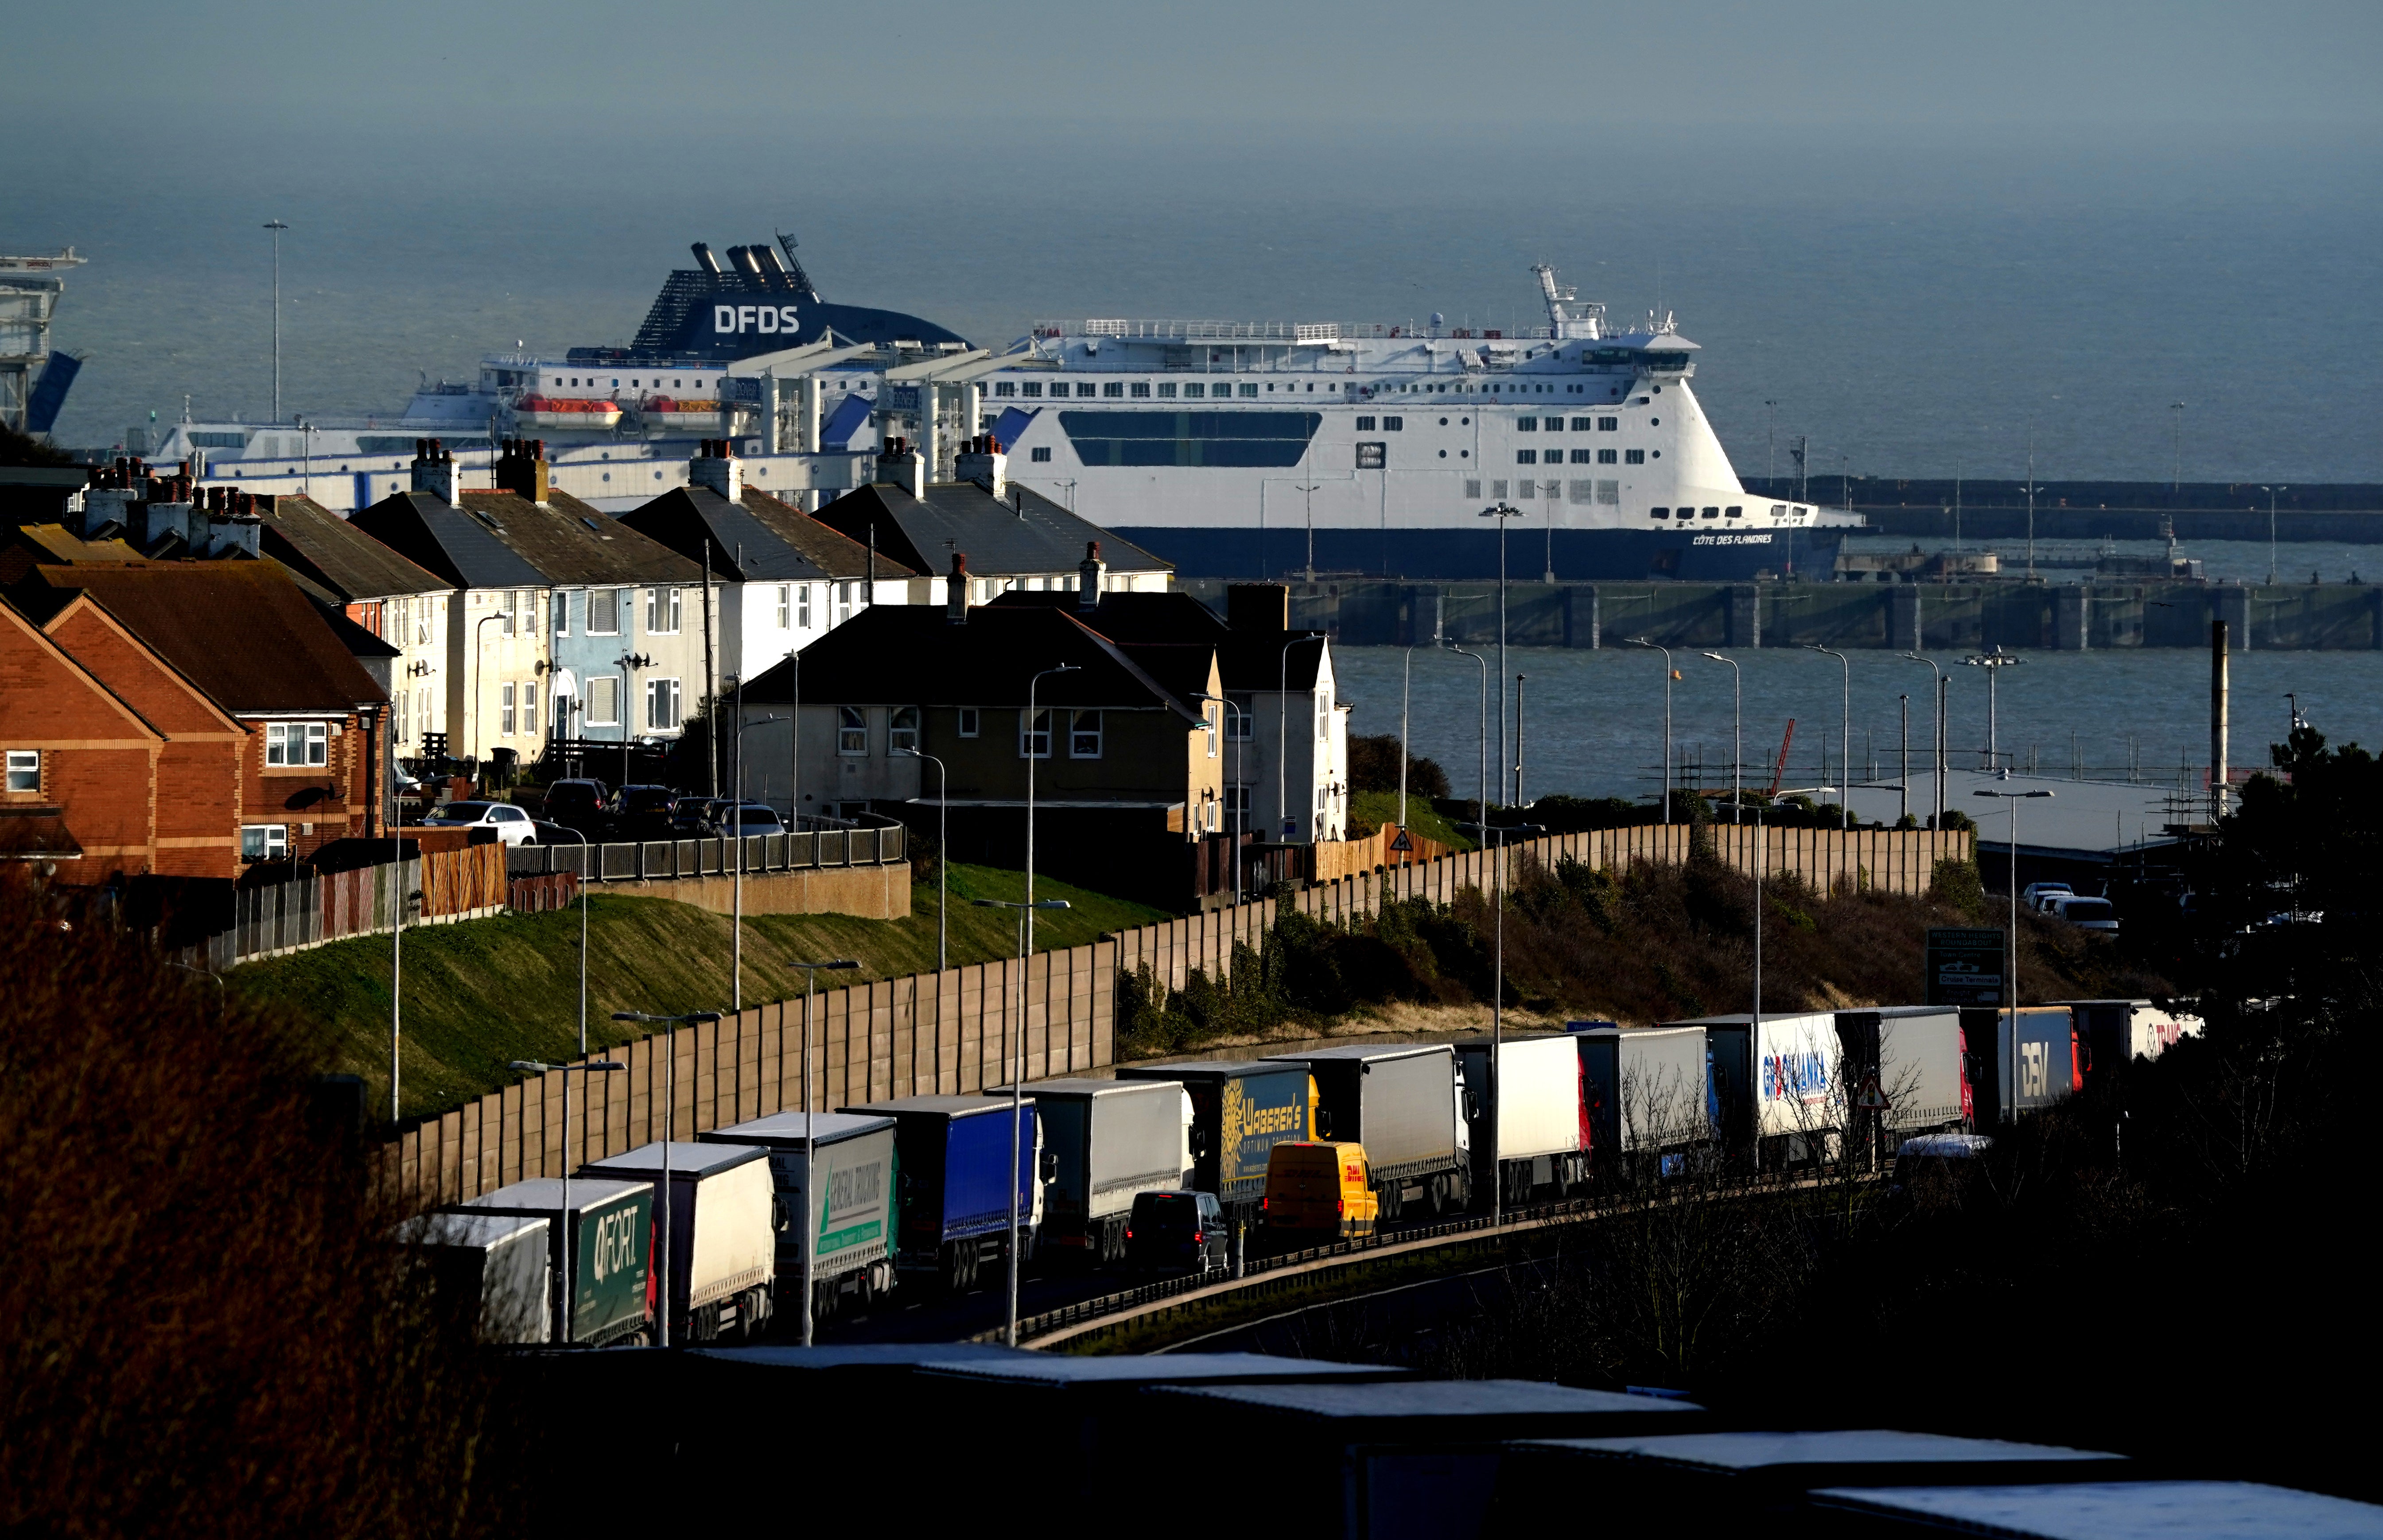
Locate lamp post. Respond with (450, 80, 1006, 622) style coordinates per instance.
(1700, 652, 1742, 823)
(972, 896, 1069, 1345)
(547, 826, 591, 1054)
(900, 746, 948, 973)
(1296, 481, 1322, 583)
(608, 1010, 719, 1346)
(1901, 652, 1946, 827)
(1194, 695, 1248, 903)
(1512, 673, 1526, 807)
(264, 219, 288, 420)
(2171, 401, 2186, 492)
(506, 1057, 626, 1345)
(1444, 642, 1488, 834)
(1972, 789, 2053, 1125)
(730, 712, 785, 1011)
(1278, 636, 1311, 846)
(1479, 502, 1523, 815)
(1804, 644, 1850, 830)
(472, 613, 505, 767)
(614, 652, 652, 794)
(2261, 485, 2287, 587)
(1628, 638, 1674, 824)
(1399, 650, 1414, 838)
(1963, 648, 2022, 772)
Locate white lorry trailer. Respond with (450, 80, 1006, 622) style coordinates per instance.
(391, 1211, 551, 1344)
(986, 1078, 1192, 1265)
(580, 1142, 775, 1343)
(703, 1111, 898, 1323)
(1453, 1034, 1589, 1206)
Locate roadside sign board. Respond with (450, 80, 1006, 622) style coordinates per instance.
(1388, 828, 1414, 853)
(1927, 927, 2006, 1006)
(1855, 1073, 1892, 1111)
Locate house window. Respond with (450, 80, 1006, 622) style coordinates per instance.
(1020, 709, 1052, 759)
(1225, 784, 1250, 813)
(1357, 442, 1385, 469)
(839, 706, 868, 755)
(521, 688, 538, 737)
(265, 722, 329, 767)
(1226, 694, 1253, 740)
(588, 589, 620, 635)
(890, 706, 921, 753)
(1102, 382, 1124, 398)
(391, 596, 408, 642)
(501, 683, 516, 736)
(240, 825, 289, 861)
(5, 749, 37, 792)
(958, 707, 980, 738)
(776, 584, 791, 628)
(587, 676, 621, 727)
(1516, 450, 1538, 465)
(1069, 710, 1103, 758)
(798, 585, 813, 628)
(1625, 449, 1646, 464)
(1030, 446, 1053, 463)
(1129, 383, 1151, 398)
(645, 678, 682, 730)
(522, 591, 538, 636)
(499, 590, 517, 636)
(1382, 416, 1403, 431)
(993, 382, 1016, 396)
(552, 592, 570, 635)
(645, 587, 683, 634)
(394, 690, 409, 745)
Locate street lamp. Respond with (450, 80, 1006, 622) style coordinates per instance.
(167, 960, 226, 1024)
(472, 613, 506, 767)
(1454, 815, 1544, 1226)
(1278, 636, 1313, 846)
(730, 712, 785, 1011)
(614, 652, 652, 793)
(608, 1011, 719, 1346)
(1700, 652, 1742, 823)
(1194, 695, 1248, 904)
(1628, 638, 1674, 824)
(1804, 644, 1850, 830)
(546, 826, 592, 1054)
(1963, 648, 2022, 772)
(2261, 485, 2287, 587)
(1973, 788, 2053, 1125)
(506, 1057, 626, 1345)
(757, 960, 858, 1343)
(1444, 642, 1489, 834)
(1479, 503, 1524, 820)
(264, 219, 288, 420)
(1296, 481, 1322, 583)
(972, 895, 1070, 1346)
(900, 746, 949, 973)
(1901, 652, 1946, 827)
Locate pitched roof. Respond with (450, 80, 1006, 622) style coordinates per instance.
(456, 489, 701, 586)
(740, 603, 1204, 719)
(812, 479, 1171, 581)
(18, 562, 387, 712)
(615, 485, 917, 585)
(253, 494, 448, 603)
(350, 491, 548, 590)
(0, 524, 146, 586)
(740, 488, 920, 580)
(985, 588, 1325, 690)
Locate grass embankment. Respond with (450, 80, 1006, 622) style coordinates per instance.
(231, 863, 1164, 1123)
(1345, 789, 1473, 850)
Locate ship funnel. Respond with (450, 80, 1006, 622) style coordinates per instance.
(690, 242, 723, 275)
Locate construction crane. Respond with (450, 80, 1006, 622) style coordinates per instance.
(1767, 719, 1797, 797)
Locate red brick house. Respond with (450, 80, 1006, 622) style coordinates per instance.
(12, 563, 389, 875)
(0, 601, 165, 878)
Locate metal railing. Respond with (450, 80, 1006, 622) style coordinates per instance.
(505, 822, 906, 882)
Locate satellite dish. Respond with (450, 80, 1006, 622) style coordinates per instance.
(1430, 312, 1445, 328)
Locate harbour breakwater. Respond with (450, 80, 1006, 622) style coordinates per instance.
(1742, 479, 2383, 543)
(1189, 577, 2383, 652)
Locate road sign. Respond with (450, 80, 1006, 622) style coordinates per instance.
(1855, 1073, 1892, 1111)
(1927, 927, 2005, 1006)
(1388, 828, 1414, 853)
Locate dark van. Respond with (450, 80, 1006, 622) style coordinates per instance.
(1125, 1191, 1227, 1277)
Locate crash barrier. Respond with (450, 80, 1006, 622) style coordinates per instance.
(379, 824, 1968, 1207)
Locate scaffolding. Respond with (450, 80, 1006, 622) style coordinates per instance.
(0, 248, 86, 436)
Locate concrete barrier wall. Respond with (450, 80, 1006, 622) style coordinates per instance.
(381, 822, 1971, 1208)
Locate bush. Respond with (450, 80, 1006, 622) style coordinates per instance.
(1346, 734, 1451, 798)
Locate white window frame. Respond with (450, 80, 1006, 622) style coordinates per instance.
(645, 586, 684, 635)
(521, 687, 538, 737)
(1019, 708, 1053, 760)
(838, 706, 869, 756)
(889, 706, 920, 754)
(264, 722, 329, 768)
(586, 676, 622, 728)
(501, 682, 516, 736)
(552, 591, 571, 636)
(798, 584, 813, 628)
(645, 677, 682, 731)
(776, 584, 791, 628)
(1069, 709, 1103, 759)
(5, 749, 38, 793)
(587, 588, 621, 636)
(241, 824, 289, 861)
(957, 707, 980, 738)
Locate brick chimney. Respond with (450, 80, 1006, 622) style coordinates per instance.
(875, 435, 925, 499)
(1077, 540, 1106, 609)
(689, 438, 742, 502)
(955, 434, 1007, 500)
(495, 438, 551, 504)
(203, 490, 263, 557)
(945, 551, 971, 624)
(410, 438, 460, 507)
(138, 472, 194, 549)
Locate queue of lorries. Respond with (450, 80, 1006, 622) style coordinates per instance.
(397, 997, 2199, 1347)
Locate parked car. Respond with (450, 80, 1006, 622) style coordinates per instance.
(1125, 1190, 1228, 1276)
(2047, 894, 2119, 933)
(2021, 881, 2074, 913)
(612, 784, 678, 841)
(541, 778, 613, 838)
(671, 796, 731, 837)
(720, 803, 786, 835)
(417, 800, 538, 846)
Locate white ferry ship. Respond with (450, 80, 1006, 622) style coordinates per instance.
(135, 240, 1856, 579)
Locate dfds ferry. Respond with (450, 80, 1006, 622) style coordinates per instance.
(976, 268, 1858, 581)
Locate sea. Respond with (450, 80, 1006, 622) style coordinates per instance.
(11, 122, 2379, 805)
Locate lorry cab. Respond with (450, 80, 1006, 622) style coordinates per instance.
(1261, 1141, 1378, 1241)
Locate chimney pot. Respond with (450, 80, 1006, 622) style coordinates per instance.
(946, 552, 971, 624)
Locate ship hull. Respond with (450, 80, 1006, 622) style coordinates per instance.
(1104, 524, 1847, 582)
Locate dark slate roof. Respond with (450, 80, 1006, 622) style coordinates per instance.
(740, 488, 920, 581)
(458, 489, 700, 587)
(349, 491, 548, 590)
(812, 480, 1170, 581)
(740, 603, 1202, 718)
(985, 588, 1324, 690)
(21, 562, 387, 711)
(253, 495, 448, 603)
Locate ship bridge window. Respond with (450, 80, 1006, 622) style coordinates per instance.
(1183, 383, 1205, 398)
(1726, 506, 1744, 518)
(1651, 507, 1671, 519)
(1517, 416, 1536, 431)
(1022, 382, 1043, 397)
(1238, 384, 1259, 398)
(1058, 410, 1322, 468)
(1645, 352, 1692, 372)
(1078, 384, 1099, 398)
(1516, 450, 1537, 465)
(1626, 449, 1646, 465)
(1700, 507, 1720, 519)
(1103, 383, 1125, 398)
(994, 382, 1016, 397)
(1130, 383, 1151, 398)
(1158, 383, 1178, 398)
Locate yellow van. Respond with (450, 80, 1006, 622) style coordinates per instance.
(1261, 1141, 1378, 1241)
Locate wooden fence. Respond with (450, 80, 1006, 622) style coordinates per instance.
(381, 823, 1970, 1208)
